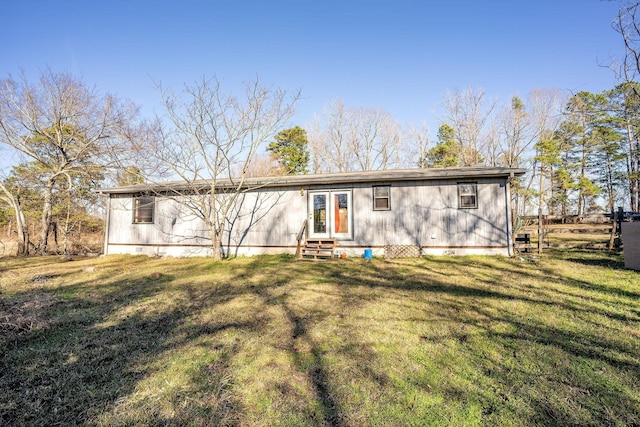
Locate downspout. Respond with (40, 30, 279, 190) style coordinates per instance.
(103, 194, 112, 255)
(505, 172, 514, 257)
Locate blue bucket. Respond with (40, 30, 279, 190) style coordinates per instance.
(364, 249, 373, 260)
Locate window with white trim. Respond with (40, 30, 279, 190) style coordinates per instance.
(373, 186, 391, 210)
(133, 196, 154, 223)
(458, 183, 477, 209)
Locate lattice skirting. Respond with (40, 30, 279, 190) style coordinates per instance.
(384, 244, 422, 258)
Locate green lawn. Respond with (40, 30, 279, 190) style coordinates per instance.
(1, 250, 638, 426)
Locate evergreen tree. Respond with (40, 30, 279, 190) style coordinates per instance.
(535, 130, 565, 216)
(424, 124, 460, 167)
(564, 92, 602, 214)
(267, 126, 310, 175)
(590, 97, 627, 212)
(606, 82, 640, 211)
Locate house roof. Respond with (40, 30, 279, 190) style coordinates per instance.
(98, 167, 527, 194)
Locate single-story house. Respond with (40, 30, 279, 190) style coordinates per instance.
(99, 167, 526, 258)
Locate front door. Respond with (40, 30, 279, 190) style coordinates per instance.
(308, 190, 352, 240)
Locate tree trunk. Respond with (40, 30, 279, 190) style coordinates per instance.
(633, 137, 639, 211)
(537, 207, 543, 254)
(14, 200, 29, 256)
(0, 186, 29, 256)
(626, 123, 638, 211)
(62, 196, 72, 254)
(39, 178, 55, 255)
(607, 164, 615, 213)
(212, 227, 223, 261)
(608, 210, 618, 252)
(538, 168, 544, 254)
(207, 214, 223, 261)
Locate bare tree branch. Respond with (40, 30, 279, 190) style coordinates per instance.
(142, 76, 300, 260)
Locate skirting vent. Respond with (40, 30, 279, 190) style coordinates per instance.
(384, 245, 422, 259)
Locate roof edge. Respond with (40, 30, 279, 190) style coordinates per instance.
(98, 167, 528, 194)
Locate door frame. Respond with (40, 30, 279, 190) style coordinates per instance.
(307, 189, 353, 240)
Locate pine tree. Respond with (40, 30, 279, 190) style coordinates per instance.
(266, 126, 310, 175)
(424, 124, 461, 167)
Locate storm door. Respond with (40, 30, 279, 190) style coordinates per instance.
(308, 190, 352, 240)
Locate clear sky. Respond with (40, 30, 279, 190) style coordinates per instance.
(0, 0, 628, 131)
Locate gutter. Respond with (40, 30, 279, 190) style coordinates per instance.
(102, 194, 111, 255)
(505, 172, 514, 257)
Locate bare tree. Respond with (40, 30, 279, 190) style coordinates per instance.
(346, 107, 403, 171)
(527, 89, 566, 152)
(607, 82, 640, 211)
(147, 76, 300, 261)
(612, 2, 640, 83)
(485, 116, 501, 167)
(308, 99, 405, 172)
(240, 153, 281, 178)
(497, 89, 565, 217)
(611, 4, 640, 211)
(0, 179, 29, 255)
(0, 70, 140, 254)
(497, 89, 565, 169)
(498, 96, 530, 168)
(442, 87, 497, 166)
(308, 99, 352, 173)
(404, 121, 430, 168)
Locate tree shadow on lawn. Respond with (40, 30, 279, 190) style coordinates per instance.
(281, 300, 346, 427)
(0, 264, 256, 426)
(555, 248, 626, 270)
(406, 255, 640, 351)
(296, 257, 640, 425)
(222, 255, 639, 425)
(431, 255, 640, 316)
(234, 257, 401, 426)
(3, 254, 355, 426)
(2, 254, 639, 426)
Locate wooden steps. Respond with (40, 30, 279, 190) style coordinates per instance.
(300, 239, 336, 260)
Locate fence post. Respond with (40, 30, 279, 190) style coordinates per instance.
(608, 210, 618, 252)
(537, 207, 543, 254)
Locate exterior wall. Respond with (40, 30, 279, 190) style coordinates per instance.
(622, 222, 640, 271)
(313, 177, 510, 256)
(104, 177, 512, 257)
(105, 187, 307, 257)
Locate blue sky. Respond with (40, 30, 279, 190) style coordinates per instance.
(0, 0, 627, 130)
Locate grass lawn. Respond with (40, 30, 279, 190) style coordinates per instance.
(1, 250, 639, 426)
